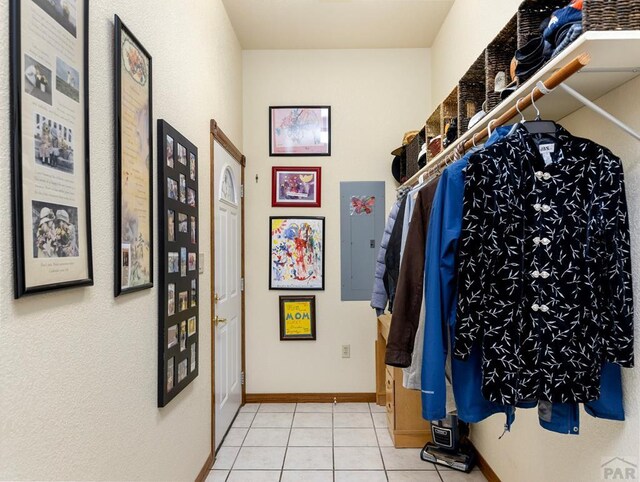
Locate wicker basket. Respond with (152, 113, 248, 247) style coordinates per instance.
(485, 14, 518, 111)
(458, 51, 486, 136)
(405, 128, 425, 178)
(426, 107, 441, 162)
(517, 0, 566, 48)
(583, 0, 640, 31)
(441, 87, 458, 147)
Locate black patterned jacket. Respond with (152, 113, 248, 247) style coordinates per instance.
(453, 124, 634, 405)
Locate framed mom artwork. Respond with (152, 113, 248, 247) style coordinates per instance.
(269, 216, 325, 290)
(10, 0, 93, 297)
(114, 15, 153, 296)
(269, 106, 331, 156)
(279, 295, 316, 341)
(271, 166, 321, 208)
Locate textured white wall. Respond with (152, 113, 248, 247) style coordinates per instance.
(470, 75, 640, 482)
(0, 0, 242, 480)
(429, 0, 522, 109)
(242, 48, 430, 394)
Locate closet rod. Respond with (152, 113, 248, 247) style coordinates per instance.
(402, 52, 591, 189)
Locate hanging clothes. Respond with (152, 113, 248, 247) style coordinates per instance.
(383, 196, 408, 312)
(421, 125, 625, 435)
(386, 179, 440, 369)
(454, 124, 634, 405)
(371, 197, 403, 316)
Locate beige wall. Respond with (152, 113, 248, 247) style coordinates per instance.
(429, 0, 522, 109)
(471, 76, 640, 482)
(430, 1, 640, 480)
(242, 48, 430, 394)
(0, 0, 242, 480)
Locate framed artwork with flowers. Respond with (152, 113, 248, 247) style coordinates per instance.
(114, 15, 153, 296)
(271, 166, 321, 208)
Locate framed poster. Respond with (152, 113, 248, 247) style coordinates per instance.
(269, 216, 325, 291)
(158, 120, 199, 407)
(114, 15, 153, 296)
(279, 296, 317, 341)
(269, 106, 331, 156)
(271, 166, 321, 208)
(10, 0, 93, 297)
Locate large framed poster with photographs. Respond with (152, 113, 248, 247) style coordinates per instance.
(114, 15, 153, 296)
(158, 120, 199, 407)
(10, 0, 93, 297)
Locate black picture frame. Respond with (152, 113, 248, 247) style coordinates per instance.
(269, 216, 325, 291)
(114, 15, 153, 296)
(158, 120, 199, 407)
(279, 295, 317, 341)
(10, 0, 93, 298)
(269, 106, 331, 156)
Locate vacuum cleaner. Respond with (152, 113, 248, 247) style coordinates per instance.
(420, 414, 477, 473)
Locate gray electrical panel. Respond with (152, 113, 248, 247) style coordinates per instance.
(340, 182, 386, 301)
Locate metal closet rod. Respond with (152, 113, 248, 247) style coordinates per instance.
(402, 52, 592, 189)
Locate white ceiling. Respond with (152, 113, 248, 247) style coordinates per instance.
(222, 0, 455, 49)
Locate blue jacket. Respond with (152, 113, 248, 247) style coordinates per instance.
(420, 126, 624, 435)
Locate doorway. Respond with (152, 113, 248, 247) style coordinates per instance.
(210, 120, 246, 452)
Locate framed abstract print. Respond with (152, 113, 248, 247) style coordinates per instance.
(272, 166, 321, 208)
(269, 106, 331, 156)
(269, 216, 324, 290)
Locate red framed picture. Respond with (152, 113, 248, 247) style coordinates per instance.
(271, 166, 321, 208)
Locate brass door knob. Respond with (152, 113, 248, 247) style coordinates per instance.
(214, 316, 227, 326)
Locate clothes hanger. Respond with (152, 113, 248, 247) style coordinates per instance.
(523, 84, 557, 136)
(507, 97, 527, 136)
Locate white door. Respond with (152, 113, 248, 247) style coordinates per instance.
(213, 140, 243, 449)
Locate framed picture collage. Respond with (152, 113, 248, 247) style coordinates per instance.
(157, 119, 199, 407)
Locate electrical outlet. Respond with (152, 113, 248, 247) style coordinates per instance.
(341, 345, 351, 358)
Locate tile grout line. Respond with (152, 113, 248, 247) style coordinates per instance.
(369, 405, 390, 481)
(278, 403, 296, 481)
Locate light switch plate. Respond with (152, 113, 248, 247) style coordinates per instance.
(199, 253, 204, 274)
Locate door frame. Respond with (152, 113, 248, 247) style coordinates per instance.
(210, 119, 246, 457)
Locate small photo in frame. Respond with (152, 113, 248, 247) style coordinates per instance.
(180, 247, 187, 277)
(177, 143, 187, 165)
(179, 320, 186, 351)
(190, 279, 197, 307)
(178, 213, 188, 233)
(177, 358, 187, 382)
(168, 283, 175, 316)
(166, 135, 174, 168)
(191, 216, 196, 244)
(188, 316, 196, 336)
(188, 252, 197, 271)
(190, 343, 196, 372)
(189, 152, 196, 181)
(167, 324, 178, 348)
(167, 209, 175, 242)
(187, 187, 196, 207)
(168, 177, 178, 201)
(279, 295, 317, 341)
(168, 252, 179, 274)
(179, 291, 188, 312)
(167, 358, 174, 392)
(272, 166, 321, 208)
(179, 174, 186, 203)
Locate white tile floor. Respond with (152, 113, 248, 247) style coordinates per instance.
(207, 403, 487, 482)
